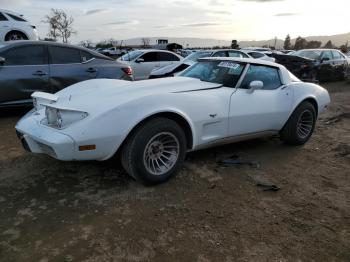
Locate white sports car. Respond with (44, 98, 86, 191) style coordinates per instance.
(16, 58, 331, 185)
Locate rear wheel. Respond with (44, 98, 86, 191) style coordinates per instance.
(121, 118, 187, 185)
(5, 31, 28, 41)
(280, 101, 316, 145)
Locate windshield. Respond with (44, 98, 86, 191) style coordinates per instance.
(290, 50, 322, 60)
(184, 51, 213, 63)
(120, 50, 143, 61)
(180, 61, 245, 87)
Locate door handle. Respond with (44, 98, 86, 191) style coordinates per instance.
(32, 71, 47, 76)
(86, 68, 97, 73)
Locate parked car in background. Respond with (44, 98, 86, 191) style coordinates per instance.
(149, 49, 251, 79)
(118, 50, 183, 80)
(16, 57, 330, 185)
(0, 9, 38, 42)
(0, 41, 133, 107)
(179, 49, 194, 57)
(273, 49, 350, 82)
(102, 47, 127, 57)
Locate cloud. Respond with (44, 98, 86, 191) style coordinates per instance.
(181, 22, 222, 27)
(103, 20, 139, 26)
(274, 12, 299, 16)
(238, 0, 284, 2)
(0, 0, 30, 6)
(84, 9, 108, 15)
(209, 10, 231, 15)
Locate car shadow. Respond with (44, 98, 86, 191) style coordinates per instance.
(0, 107, 31, 117)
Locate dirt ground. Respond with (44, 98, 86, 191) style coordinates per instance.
(0, 82, 349, 262)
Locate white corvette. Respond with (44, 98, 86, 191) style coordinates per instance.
(16, 58, 331, 185)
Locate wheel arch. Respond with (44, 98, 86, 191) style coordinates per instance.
(5, 29, 29, 40)
(114, 111, 195, 158)
(298, 97, 319, 118)
(281, 96, 319, 132)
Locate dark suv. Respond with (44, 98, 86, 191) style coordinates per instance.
(0, 41, 133, 107)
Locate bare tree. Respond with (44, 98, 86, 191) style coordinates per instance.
(79, 40, 93, 48)
(43, 9, 76, 43)
(141, 38, 150, 48)
(42, 10, 60, 41)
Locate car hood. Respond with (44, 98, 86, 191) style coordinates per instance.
(51, 77, 221, 111)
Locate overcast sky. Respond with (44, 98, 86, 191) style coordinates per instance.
(1, 0, 349, 43)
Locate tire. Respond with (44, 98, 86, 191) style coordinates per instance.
(5, 31, 28, 41)
(280, 101, 316, 145)
(121, 118, 187, 185)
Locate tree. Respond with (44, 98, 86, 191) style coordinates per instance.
(340, 42, 349, 53)
(43, 9, 76, 43)
(43, 10, 61, 41)
(231, 40, 239, 49)
(79, 40, 93, 48)
(141, 38, 150, 48)
(283, 34, 292, 50)
(306, 40, 322, 49)
(294, 36, 308, 50)
(324, 40, 333, 48)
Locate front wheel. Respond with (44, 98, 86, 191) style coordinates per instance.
(121, 118, 187, 185)
(280, 101, 316, 145)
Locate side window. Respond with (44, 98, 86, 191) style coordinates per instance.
(332, 51, 342, 60)
(49, 46, 81, 64)
(2, 45, 45, 66)
(240, 65, 282, 90)
(80, 51, 94, 62)
(213, 51, 227, 57)
(5, 13, 27, 22)
(0, 13, 8, 21)
(158, 52, 180, 61)
(249, 52, 264, 59)
(321, 51, 333, 60)
(140, 52, 158, 62)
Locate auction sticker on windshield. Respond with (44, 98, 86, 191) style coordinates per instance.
(218, 62, 240, 70)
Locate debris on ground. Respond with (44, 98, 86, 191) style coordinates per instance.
(256, 183, 281, 192)
(217, 155, 260, 168)
(324, 112, 350, 125)
(333, 144, 350, 157)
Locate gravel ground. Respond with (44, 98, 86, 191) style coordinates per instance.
(0, 81, 349, 262)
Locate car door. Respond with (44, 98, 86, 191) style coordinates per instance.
(48, 45, 98, 92)
(318, 51, 334, 81)
(228, 64, 293, 136)
(331, 50, 346, 80)
(0, 12, 9, 41)
(132, 51, 160, 80)
(157, 51, 180, 68)
(0, 44, 49, 106)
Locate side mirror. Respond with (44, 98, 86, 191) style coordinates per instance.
(321, 57, 330, 63)
(135, 58, 144, 63)
(0, 57, 5, 65)
(248, 80, 264, 93)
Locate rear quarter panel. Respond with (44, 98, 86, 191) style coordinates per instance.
(290, 82, 330, 118)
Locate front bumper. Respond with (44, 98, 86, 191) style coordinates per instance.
(15, 110, 123, 161)
(15, 111, 75, 160)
